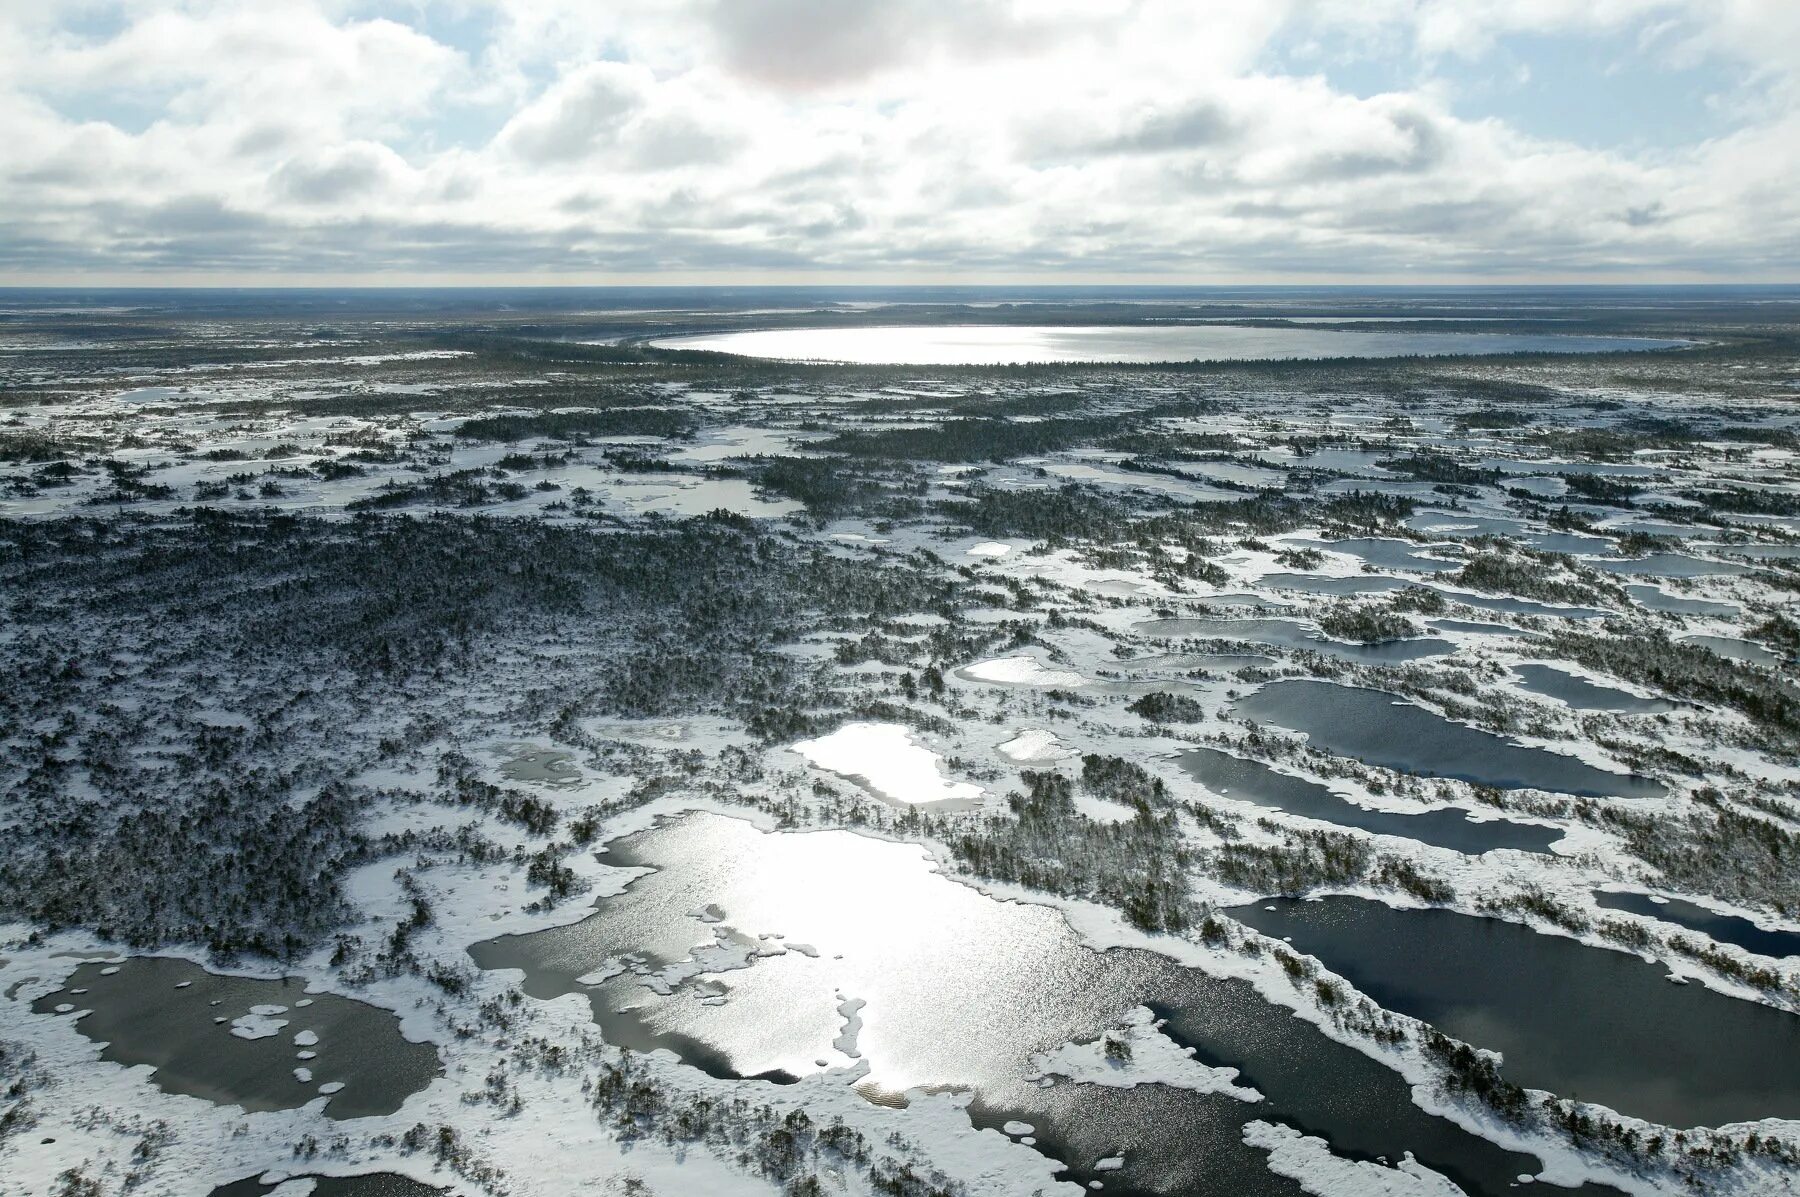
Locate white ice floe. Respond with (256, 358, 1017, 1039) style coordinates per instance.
(293, 1030, 318, 1047)
(833, 995, 866, 1059)
(229, 1008, 290, 1040)
(792, 722, 982, 806)
(575, 961, 626, 987)
(1244, 1121, 1465, 1196)
(1027, 1006, 1260, 1103)
(963, 655, 1086, 688)
(997, 729, 1075, 763)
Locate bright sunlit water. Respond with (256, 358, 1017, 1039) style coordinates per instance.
(471, 811, 1625, 1197)
(648, 324, 1689, 365)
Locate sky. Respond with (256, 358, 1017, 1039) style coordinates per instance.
(2, 0, 1799, 284)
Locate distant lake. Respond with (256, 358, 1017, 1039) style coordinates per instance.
(649, 324, 1690, 365)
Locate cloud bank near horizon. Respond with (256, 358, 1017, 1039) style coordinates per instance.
(4, 0, 1800, 283)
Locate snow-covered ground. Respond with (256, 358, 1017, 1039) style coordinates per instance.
(6, 317, 1800, 1197)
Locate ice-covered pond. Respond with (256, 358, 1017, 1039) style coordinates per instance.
(1594, 553, 1753, 578)
(1681, 634, 1783, 665)
(791, 721, 982, 808)
(30, 956, 440, 1120)
(470, 811, 1625, 1197)
(647, 325, 1689, 365)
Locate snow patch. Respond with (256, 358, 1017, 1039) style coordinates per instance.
(1027, 1006, 1260, 1103)
(230, 1011, 289, 1040)
(997, 729, 1075, 763)
(575, 961, 626, 987)
(1245, 1121, 1464, 1196)
(834, 995, 866, 1059)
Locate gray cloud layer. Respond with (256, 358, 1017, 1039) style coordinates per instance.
(2, 0, 1798, 281)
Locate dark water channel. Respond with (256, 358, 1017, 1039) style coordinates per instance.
(1137, 617, 1453, 663)
(1232, 680, 1666, 799)
(1230, 898, 1800, 1129)
(1512, 664, 1676, 713)
(211, 1174, 446, 1197)
(1176, 747, 1562, 855)
(1288, 537, 1461, 573)
(1624, 584, 1739, 616)
(1593, 892, 1800, 961)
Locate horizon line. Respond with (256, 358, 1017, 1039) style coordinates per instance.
(2, 278, 1799, 292)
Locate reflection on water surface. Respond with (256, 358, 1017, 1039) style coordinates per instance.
(648, 325, 1688, 365)
(471, 812, 1621, 1197)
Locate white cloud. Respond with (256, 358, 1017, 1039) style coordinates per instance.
(0, 0, 1796, 280)
(496, 61, 648, 163)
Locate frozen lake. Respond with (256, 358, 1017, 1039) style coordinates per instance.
(31, 956, 440, 1120)
(470, 811, 1616, 1197)
(649, 324, 1689, 365)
